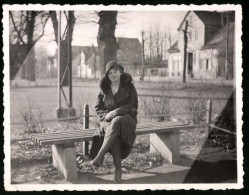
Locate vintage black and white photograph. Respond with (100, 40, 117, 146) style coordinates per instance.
(3, 4, 243, 191)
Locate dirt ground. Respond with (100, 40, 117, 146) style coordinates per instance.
(10, 133, 237, 185)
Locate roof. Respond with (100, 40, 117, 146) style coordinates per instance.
(177, 11, 191, 31)
(116, 37, 141, 47)
(72, 37, 142, 67)
(178, 11, 223, 31)
(194, 11, 223, 26)
(116, 37, 142, 64)
(201, 22, 235, 50)
(167, 41, 180, 53)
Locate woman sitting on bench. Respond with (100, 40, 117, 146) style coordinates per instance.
(91, 61, 138, 183)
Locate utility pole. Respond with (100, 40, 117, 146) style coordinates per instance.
(149, 27, 152, 66)
(79, 48, 82, 78)
(68, 11, 73, 107)
(182, 20, 188, 83)
(141, 30, 145, 81)
(57, 11, 61, 108)
(225, 12, 230, 80)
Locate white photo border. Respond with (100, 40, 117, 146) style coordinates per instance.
(3, 4, 243, 191)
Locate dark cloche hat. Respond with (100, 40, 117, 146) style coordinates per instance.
(105, 61, 124, 75)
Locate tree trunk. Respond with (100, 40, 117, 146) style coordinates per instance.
(50, 11, 58, 43)
(183, 21, 188, 83)
(97, 11, 118, 77)
(92, 44, 97, 79)
(26, 46, 36, 81)
(21, 61, 26, 79)
(20, 11, 37, 81)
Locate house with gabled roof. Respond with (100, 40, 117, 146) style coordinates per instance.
(71, 37, 142, 78)
(45, 37, 142, 79)
(167, 11, 235, 80)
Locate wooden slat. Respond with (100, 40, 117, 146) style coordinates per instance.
(137, 121, 184, 128)
(33, 122, 186, 143)
(35, 132, 95, 144)
(39, 135, 94, 146)
(30, 129, 97, 140)
(136, 123, 190, 133)
(136, 122, 188, 129)
(32, 130, 96, 142)
(36, 135, 88, 145)
(136, 125, 196, 135)
(39, 124, 198, 146)
(30, 121, 186, 141)
(31, 121, 196, 146)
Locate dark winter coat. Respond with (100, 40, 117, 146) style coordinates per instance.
(95, 72, 138, 122)
(93, 73, 138, 151)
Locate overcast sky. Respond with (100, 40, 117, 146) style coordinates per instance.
(73, 11, 186, 46)
(40, 11, 186, 50)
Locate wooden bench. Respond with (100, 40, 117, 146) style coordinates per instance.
(30, 102, 212, 180)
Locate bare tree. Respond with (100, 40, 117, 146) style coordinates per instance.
(9, 11, 50, 80)
(143, 25, 172, 68)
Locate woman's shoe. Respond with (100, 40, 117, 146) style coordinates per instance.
(91, 160, 101, 171)
(113, 169, 122, 184)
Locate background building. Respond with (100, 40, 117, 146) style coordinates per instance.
(167, 11, 235, 80)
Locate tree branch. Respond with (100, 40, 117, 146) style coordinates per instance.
(33, 13, 50, 44)
(10, 11, 26, 45)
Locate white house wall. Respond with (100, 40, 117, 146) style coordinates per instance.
(195, 48, 219, 79)
(178, 12, 205, 52)
(175, 12, 207, 78)
(77, 50, 96, 78)
(193, 50, 200, 73)
(169, 11, 223, 80)
(168, 53, 182, 78)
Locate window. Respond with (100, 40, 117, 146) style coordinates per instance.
(200, 59, 211, 70)
(151, 69, 158, 76)
(189, 30, 192, 42)
(193, 53, 196, 65)
(195, 30, 198, 42)
(206, 59, 209, 70)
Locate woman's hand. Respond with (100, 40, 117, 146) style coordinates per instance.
(104, 111, 116, 122)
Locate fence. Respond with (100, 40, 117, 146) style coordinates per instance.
(10, 100, 236, 148)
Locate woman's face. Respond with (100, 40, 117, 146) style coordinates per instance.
(108, 67, 121, 83)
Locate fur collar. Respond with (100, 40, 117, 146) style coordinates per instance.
(99, 72, 133, 95)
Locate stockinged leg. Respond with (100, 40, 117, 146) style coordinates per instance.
(150, 130, 180, 164)
(52, 143, 77, 180)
